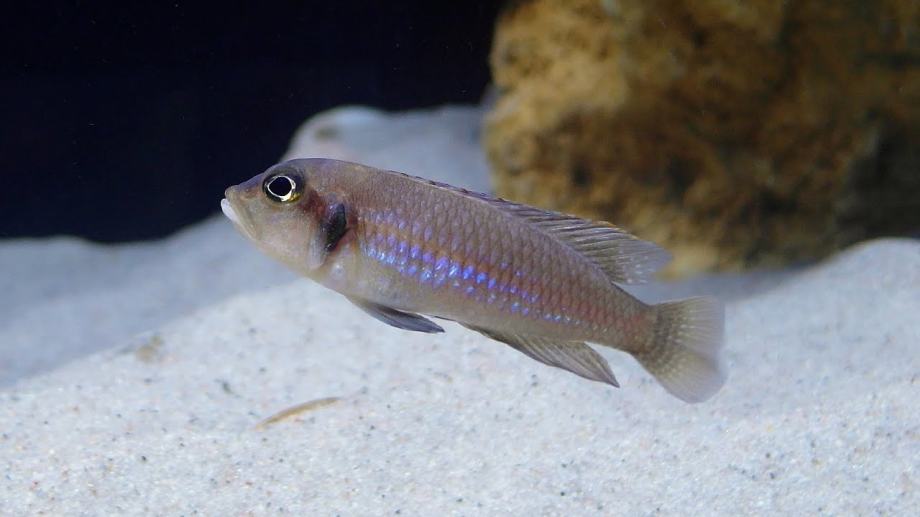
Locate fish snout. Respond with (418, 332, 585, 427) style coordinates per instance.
(221, 185, 259, 240)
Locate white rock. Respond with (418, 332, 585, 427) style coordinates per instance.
(0, 106, 916, 515)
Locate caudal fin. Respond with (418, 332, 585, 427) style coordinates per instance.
(633, 297, 726, 403)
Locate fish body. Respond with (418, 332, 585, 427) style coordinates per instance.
(222, 159, 726, 402)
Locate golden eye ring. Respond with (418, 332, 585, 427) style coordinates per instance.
(263, 174, 302, 203)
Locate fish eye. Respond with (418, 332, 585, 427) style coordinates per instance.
(263, 174, 302, 203)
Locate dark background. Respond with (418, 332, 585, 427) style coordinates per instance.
(0, 2, 498, 242)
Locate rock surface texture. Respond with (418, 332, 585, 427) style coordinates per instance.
(485, 0, 920, 275)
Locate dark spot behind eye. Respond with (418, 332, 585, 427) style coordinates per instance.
(324, 203, 348, 252)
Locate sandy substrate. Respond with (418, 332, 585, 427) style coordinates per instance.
(1, 105, 917, 515)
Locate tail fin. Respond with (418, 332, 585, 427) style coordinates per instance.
(633, 297, 726, 403)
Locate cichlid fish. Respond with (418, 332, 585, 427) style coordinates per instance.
(222, 159, 726, 402)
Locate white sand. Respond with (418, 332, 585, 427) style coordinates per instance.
(1, 105, 916, 515)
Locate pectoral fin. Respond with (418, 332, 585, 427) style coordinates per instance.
(463, 325, 619, 387)
(348, 298, 444, 334)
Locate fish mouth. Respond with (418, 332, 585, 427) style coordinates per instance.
(220, 198, 240, 225)
(221, 189, 259, 240)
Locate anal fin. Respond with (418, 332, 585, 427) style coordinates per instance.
(463, 325, 619, 387)
(348, 298, 444, 334)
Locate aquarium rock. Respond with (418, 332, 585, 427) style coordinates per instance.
(485, 0, 920, 275)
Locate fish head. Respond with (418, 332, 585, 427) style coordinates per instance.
(222, 161, 329, 275)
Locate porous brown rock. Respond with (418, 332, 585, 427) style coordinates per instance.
(484, 0, 920, 274)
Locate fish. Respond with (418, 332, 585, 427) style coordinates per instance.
(221, 158, 726, 402)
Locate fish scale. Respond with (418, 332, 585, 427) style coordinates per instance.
(353, 182, 625, 339)
(222, 158, 726, 402)
(366, 215, 504, 304)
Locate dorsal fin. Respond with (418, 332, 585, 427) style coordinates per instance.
(393, 172, 671, 284)
(479, 201, 671, 284)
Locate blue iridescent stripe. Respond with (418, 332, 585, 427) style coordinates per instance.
(361, 215, 584, 324)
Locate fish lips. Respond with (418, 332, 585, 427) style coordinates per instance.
(221, 188, 259, 241)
